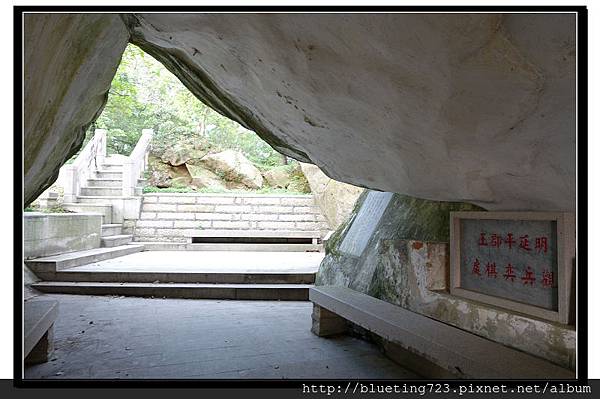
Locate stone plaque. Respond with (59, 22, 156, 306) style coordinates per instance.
(450, 212, 575, 324)
(339, 191, 393, 257)
(460, 218, 558, 310)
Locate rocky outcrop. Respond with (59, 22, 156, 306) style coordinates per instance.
(301, 163, 363, 230)
(200, 150, 264, 189)
(161, 145, 208, 167)
(186, 164, 227, 190)
(263, 167, 291, 189)
(25, 14, 575, 212)
(147, 156, 194, 188)
(24, 14, 129, 206)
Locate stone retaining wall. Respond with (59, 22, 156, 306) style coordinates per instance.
(24, 212, 102, 259)
(134, 193, 331, 243)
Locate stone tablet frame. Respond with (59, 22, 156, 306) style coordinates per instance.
(449, 212, 575, 324)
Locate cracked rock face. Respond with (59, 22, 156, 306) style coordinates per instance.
(24, 14, 129, 206)
(24, 13, 575, 210)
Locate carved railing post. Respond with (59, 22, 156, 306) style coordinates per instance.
(60, 129, 105, 203)
(122, 129, 153, 197)
(61, 165, 78, 203)
(95, 129, 107, 167)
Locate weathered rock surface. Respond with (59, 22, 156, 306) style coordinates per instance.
(200, 150, 264, 189)
(317, 190, 575, 370)
(24, 14, 129, 206)
(161, 145, 208, 167)
(263, 167, 291, 188)
(301, 163, 364, 230)
(186, 164, 227, 190)
(25, 14, 575, 212)
(147, 156, 194, 188)
(123, 13, 575, 211)
(170, 176, 192, 187)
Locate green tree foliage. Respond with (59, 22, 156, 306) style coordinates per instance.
(94, 44, 286, 168)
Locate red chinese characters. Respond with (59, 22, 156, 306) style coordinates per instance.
(478, 233, 488, 247)
(472, 258, 481, 276)
(519, 235, 531, 251)
(542, 269, 554, 288)
(505, 233, 516, 249)
(489, 234, 502, 248)
(521, 266, 536, 286)
(503, 263, 516, 282)
(468, 230, 555, 289)
(535, 237, 548, 254)
(476, 232, 548, 253)
(485, 262, 498, 278)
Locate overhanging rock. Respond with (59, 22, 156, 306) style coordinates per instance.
(122, 13, 575, 211)
(24, 13, 575, 211)
(24, 14, 130, 206)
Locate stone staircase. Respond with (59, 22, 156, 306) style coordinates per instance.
(63, 157, 137, 248)
(28, 251, 318, 301)
(59, 129, 153, 247)
(29, 128, 327, 300)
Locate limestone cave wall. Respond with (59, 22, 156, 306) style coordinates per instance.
(316, 191, 575, 370)
(24, 14, 129, 206)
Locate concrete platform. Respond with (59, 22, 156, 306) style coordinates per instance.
(42, 270, 315, 284)
(59, 251, 324, 274)
(24, 294, 418, 379)
(25, 244, 145, 274)
(31, 251, 323, 300)
(31, 282, 313, 301)
(100, 234, 133, 247)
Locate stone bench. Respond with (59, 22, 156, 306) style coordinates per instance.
(24, 300, 58, 365)
(309, 286, 574, 379)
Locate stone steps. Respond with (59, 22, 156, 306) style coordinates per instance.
(100, 164, 123, 171)
(30, 281, 312, 300)
(25, 244, 145, 273)
(80, 186, 123, 196)
(87, 178, 122, 188)
(76, 195, 127, 204)
(95, 171, 123, 179)
(62, 203, 113, 224)
(101, 223, 123, 237)
(101, 234, 133, 247)
(34, 270, 315, 284)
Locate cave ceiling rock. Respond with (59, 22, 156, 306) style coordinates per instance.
(24, 14, 130, 206)
(24, 13, 575, 211)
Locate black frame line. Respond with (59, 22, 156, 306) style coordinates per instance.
(13, 5, 588, 389)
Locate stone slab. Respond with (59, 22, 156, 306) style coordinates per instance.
(339, 191, 393, 257)
(32, 282, 313, 301)
(309, 285, 574, 379)
(24, 299, 58, 359)
(57, 250, 323, 274)
(25, 244, 145, 272)
(48, 270, 315, 284)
